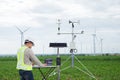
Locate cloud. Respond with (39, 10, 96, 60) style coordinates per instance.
(67, 0, 120, 19)
(0, 0, 43, 27)
(0, 0, 120, 28)
(30, 3, 63, 14)
(0, 0, 120, 54)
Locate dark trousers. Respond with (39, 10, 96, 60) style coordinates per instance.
(19, 70, 34, 80)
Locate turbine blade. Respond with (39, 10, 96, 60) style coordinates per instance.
(16, 26, 22, 32)
(23, 27, 30, 33)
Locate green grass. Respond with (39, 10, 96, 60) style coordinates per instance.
(0, 55, 120, 80)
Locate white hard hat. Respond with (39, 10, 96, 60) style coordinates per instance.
(25, 39, 34, 45)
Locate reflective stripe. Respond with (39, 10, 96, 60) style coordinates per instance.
(16, 46, 32, 70)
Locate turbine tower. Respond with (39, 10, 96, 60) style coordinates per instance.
(16, 27, 30, 46)
(100, 38, 103, 54)
(92, 34, 96, 54)
(92, 28, 96, 54)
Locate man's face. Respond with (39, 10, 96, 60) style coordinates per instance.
(27, 43, 33, 48)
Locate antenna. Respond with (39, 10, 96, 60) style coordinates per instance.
(16, 27, 30, 46)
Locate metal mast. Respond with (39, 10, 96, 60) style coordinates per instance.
(57, 19, 84, 67)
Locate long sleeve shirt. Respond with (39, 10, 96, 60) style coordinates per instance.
(24, 48, 43, 66)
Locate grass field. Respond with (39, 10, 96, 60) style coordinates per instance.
(0, 55, 120, 80)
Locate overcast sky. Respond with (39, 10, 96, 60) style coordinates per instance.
(0, 0, 120, 55)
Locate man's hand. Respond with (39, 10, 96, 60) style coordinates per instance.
(42, 64, 47, 66)
(32, 62, 35, 66)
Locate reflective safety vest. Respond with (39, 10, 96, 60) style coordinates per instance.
(16, 46, 32, 71)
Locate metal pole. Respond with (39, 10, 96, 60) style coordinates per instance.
(57, 48, 60, 80)
(71, 51, 74, 67)
(71, 23, 74, 67)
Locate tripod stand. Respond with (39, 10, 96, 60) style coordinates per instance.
(49, 50, 97, 80)
(60, 52, 97, 80)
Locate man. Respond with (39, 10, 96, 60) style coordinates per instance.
(16, 39, 46, 80)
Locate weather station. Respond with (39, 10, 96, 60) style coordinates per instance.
(48, 19, 97, 80)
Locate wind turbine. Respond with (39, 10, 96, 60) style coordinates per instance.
(16, 27, 30, 46)
(92, 28, 97, 55)
(92, 28, 104, 55)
